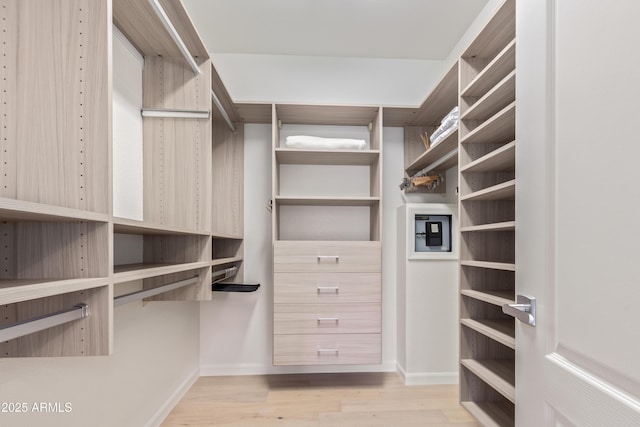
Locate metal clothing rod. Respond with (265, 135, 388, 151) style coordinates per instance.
(211, 90, 237, 133)
(114, 276, 199, 307)
(212, 266, 238, 284)
(0, 304, 89, 342)
(148, 0, 201, 75)
(141, 109, 210, 119)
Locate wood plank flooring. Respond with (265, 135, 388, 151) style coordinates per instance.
(161, 373, 480, 426)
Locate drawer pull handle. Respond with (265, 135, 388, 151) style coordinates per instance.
(317, 286, 339, 293)
(317, 348, 339, 354)
(317, 317, 339, 322)
(317, 255, 340, 263)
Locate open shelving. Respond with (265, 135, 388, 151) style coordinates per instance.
(0, 0, 245, 356)
(458, 0, 517, 424)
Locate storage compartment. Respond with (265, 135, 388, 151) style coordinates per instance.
(273, 333, 381, 366)
(273, 272, 381, 304)
(274, 241, 381, 273)
(274, 303, 381, 335)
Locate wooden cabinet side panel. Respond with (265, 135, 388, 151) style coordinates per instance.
(212, 122, 244, 237)
(4, 0, 109, 213)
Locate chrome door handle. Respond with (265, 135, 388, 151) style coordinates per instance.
(502, 295, 536, 326)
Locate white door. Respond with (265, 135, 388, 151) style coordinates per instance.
(515, 0, 640, 425)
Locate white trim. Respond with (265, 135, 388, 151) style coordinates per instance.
(396, 363, 459, 385)
(145, 368, 200, 427)
(200, 361, 397, 377)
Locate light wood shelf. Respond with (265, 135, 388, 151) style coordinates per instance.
(276, 104, 380, 126)
(461, 221, 515, 233)
(275, 196, 380, 207)
(461, 289, 514, 307)
(0, 278, 110, 306)
(460, 141, 515, 173)
(461, 40, 516, 98)
(461, 359, 515, 403)
(405, 129, 458, 175)
(211, 257, 243, 267)
(462, 71, 516, 121)
(461, 318, 515, 350)
(113, 217, 210, 236)
(460, 102, 515, 145)
(275, 148, 380, 166)
(460, 180, 516, 202)
(113, 261, 211, 284)
(460, 401, 515, 427)
(0, 198, 110, 223)
(461, 260, 516, 272)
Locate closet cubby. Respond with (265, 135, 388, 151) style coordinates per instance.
(458, 0, 516, 424)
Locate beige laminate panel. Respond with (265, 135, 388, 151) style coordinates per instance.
(212, 122, 244, 237)
(274, 303, 381, 335)
(143, 118, 211, 230)
(273, 333, 381, 366)
(4, 0, 109, 213)
(274, 241, 381, 273)
(274, 272, 381, 304)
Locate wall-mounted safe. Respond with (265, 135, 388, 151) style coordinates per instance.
(399, 203, 458, 260)
(414, 214, 452, 253)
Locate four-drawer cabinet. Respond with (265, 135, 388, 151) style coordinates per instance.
(273, 241, 382, 366)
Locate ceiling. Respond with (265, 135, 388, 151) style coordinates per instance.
(182, 0, 490, 60)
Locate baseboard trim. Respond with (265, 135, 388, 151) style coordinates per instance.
(396, 363, 459, 385)
(200, 361, 397, 377)
(146, 367, 200, 427)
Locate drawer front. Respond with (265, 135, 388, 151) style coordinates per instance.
(274, 272, 380, 304)
(274, 241, 381, 273)
(273, 333, 381, 366)
(274, 303, 381, 335)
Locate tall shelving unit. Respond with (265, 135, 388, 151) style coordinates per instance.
(0, 0, 244, 357)
(0, 0, 112, 357)
(272, 104, 383, 366)
(457, 1, 516, 425)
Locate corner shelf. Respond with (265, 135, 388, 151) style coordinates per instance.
(405, 129, 459, 176)
(462, 71, 516, 121)
(460, 141, 515, 173)
(460, 180, 515, 202)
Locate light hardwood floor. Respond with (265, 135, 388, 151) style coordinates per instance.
(161, 372, 480, 426)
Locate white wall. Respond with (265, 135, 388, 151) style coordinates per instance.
(0, 28, 202, 427)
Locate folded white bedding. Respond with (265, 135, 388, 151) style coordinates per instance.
(285, 135, 367, 150)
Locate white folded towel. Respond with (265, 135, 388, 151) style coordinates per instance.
(285, 135, 367, 150)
